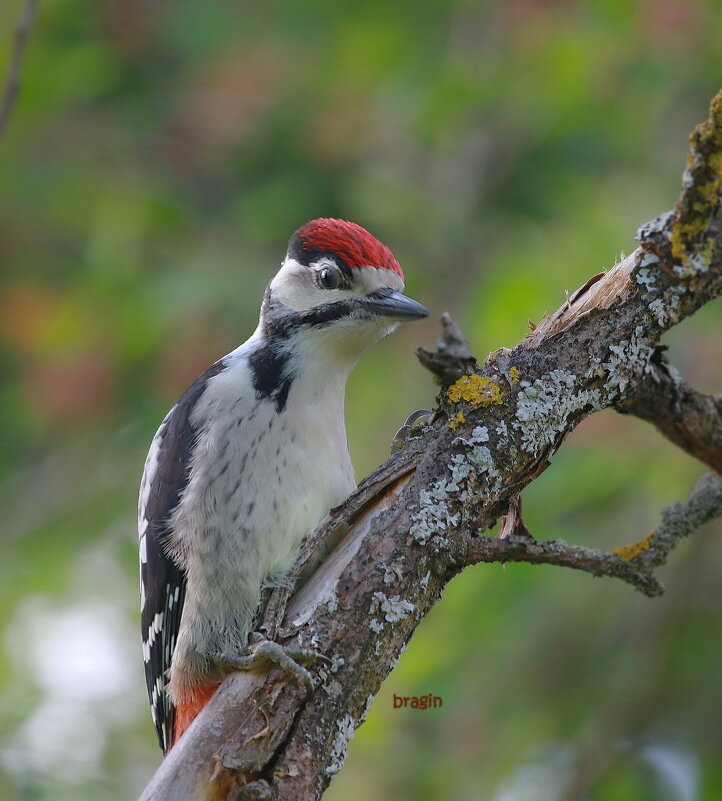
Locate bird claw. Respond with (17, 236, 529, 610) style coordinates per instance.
(391, 409, 432, 452)
(213, 634, 319, 692)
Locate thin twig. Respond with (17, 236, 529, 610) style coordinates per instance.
(462, 533, 665, 596)
(620, 365, 722, 473)
(460, 474, 722, 597)
(0, 0, 38, 141)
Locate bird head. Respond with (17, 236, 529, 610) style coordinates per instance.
(262, 218, 428, 362)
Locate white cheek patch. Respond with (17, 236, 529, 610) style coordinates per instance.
(353, 265, 405, 294)
(270, 257, 406, 312)
(270, 257, 321, 311)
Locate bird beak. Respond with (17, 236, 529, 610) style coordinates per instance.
(363, 289, 429, 321)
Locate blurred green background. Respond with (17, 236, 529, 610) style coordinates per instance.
(0, 1, 721, 799)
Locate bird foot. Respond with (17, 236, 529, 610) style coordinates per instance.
(391, 409, 432, 452)
(213, 633, 320, 692)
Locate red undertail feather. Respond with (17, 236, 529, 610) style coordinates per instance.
(171, 682, 221, 749)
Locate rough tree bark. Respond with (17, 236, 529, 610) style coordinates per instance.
(139, 90, 722, 801)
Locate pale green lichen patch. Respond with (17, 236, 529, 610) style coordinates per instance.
(409, 479, 461, 545)
(636, 268, 656, 289)
(465, 445, 503, 494)
(634, 251, 687, 328)
(665, 363, 683, 386)
(360, 694, 375, 723)
(323, 680, 342, 698)
(446, 374, 503, 407)
(603, 326, 655, 396)
(448, 456, 474, 489)
(317, 653, 345, 685)
(648, 297, 668, 326)
(369, 592, 415, 630)
(636, 252, 659, 290)
(645, 283, 685, 329)
(451, 425, 503, 496)
(411, 427, 505, 545)
(454, 425, 489, 446)
(639, 252, 660, 268)
(375, 592, 414, 622)
(666, 285, 684, 316)
(513, 369, 603, 455)
(325, 715, 356, 777)
(382, 557, 405, 585)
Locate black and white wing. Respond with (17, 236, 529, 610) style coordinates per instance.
(138, 361, 225, 753)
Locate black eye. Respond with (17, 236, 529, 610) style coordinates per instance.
(317, 266, 341, 290)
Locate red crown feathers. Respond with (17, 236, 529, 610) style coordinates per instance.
(289, 218, 403, 279)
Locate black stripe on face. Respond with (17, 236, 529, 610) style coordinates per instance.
(251, 299, 360, 411)
(299, 300, 356, 328)
(262, 297, 359, 341)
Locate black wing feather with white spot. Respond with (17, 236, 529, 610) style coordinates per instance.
(139, 360, 226, 753)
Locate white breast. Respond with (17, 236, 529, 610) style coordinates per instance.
(167, 344, 355, 674)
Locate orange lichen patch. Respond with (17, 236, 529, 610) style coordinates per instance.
(508, 366, 520, 383)
(446, 375, 503, 408)
(448, 411, 465, 430)
(612, 532, 653, 562)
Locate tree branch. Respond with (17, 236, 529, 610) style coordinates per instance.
(619, 366, 722, 473)
(458, 472, 722, 597)
(138, 89, 722, 801)
(0, 0, 37, 142)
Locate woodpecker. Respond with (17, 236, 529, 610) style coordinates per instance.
(138, 218, 428, 753)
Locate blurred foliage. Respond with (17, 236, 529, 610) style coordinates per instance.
(0, 1, 720, 799)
